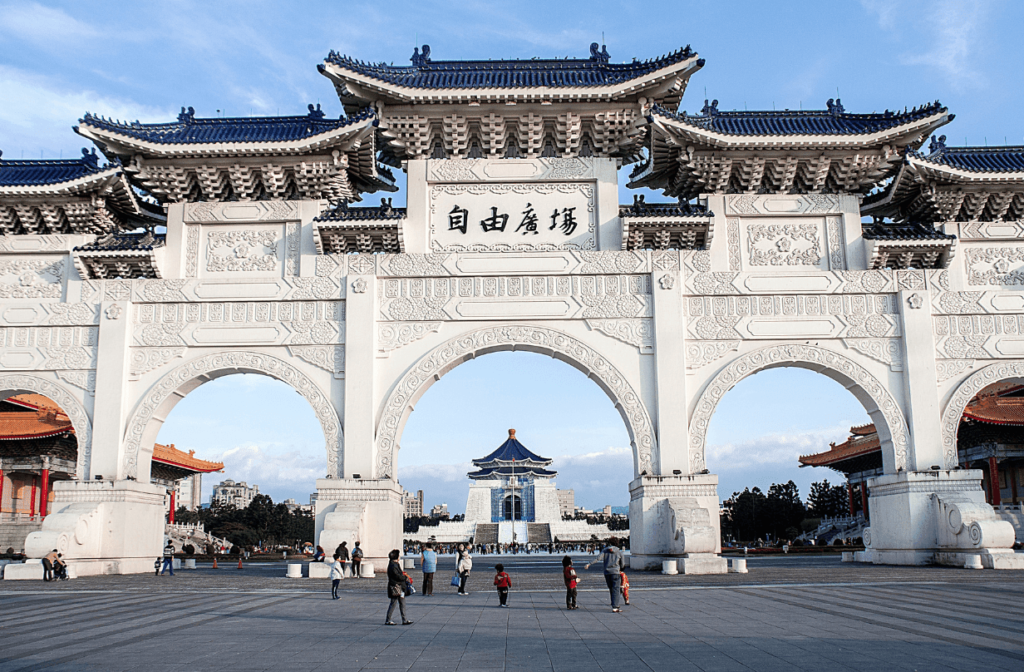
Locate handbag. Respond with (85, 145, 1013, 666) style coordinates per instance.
(404, 578, 415, 596)
(450, 574, 461, 587)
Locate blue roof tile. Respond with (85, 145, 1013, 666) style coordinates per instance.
(314, 199, 405, 222)
(651, 99, 948, 136)
(0, 148, 107, 187)
(324, 44, 699, 90)
(77, 105, 375, 145)
(861, 221, 955, 241)
(916, 137, 1024, 172)
(473, 430, 551, 466)
(467, 465, 558, 479)
(619, 196, 711, 218)
(75, 231, 165, 252)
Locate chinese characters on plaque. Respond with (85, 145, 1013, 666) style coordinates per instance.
(448, 204, 580, 236)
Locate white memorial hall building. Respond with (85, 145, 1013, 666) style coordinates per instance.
(1, 41, 1023, 574)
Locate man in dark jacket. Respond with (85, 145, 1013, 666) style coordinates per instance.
(385, 549, 413, 626)
(585, 537, 625, 612)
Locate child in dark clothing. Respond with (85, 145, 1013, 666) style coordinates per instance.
(493, 563, 511, 607)
(562, 555, 578, 610)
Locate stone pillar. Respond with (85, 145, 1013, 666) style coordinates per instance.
(89, 298, 133, 480)
(860, 483, 869, 521)
(39, 468, 49, 518)
(341, 272, 376, 479)
(314, 478, 403, 572)
(169, 489, 176, 524)
(896, 288, 944, 471)
(848, 482, 855, 516)
(0, 468, 4, 512)
(989, 457, 1001, 507)
(29, 476, 37, 517)
(651, 261, 688, 475)
(1011, 466, 1018, 505)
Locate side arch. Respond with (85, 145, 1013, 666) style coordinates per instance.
(375, 324, 656, 479)
(122, 350, 343, 480)
(0, 374, 93, 481)
(689, 344, 911, 474)
(941, 360, 1024, 469)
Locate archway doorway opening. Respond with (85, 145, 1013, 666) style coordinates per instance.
(955, 380, 1024, 506)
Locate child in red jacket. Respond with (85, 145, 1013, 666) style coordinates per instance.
(562, 555, 579, 610)
(620, 571, 630, 606)
(494, 563, 511, 607)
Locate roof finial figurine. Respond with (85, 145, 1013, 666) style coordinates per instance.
(307, 103, 325, 119)
(590, 42, 610, 64)
(701, 99, 718, 117)
(177, 106, 195, 123)
(81, 147, 99, 168)
(411, 44, 431, 67)
(380, 197, 393, 216)
(929, 134, 947, 155)
(826, 98, 844, 115)
(632, 194, 646, 213)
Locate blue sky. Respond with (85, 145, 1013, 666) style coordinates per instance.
(3, 0, 1020, 508)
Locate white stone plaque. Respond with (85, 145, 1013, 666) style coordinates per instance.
(429, 183, 596, 252)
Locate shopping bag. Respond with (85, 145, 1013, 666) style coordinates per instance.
(450, 574, 461, 587)
(404, 578, 415, 596)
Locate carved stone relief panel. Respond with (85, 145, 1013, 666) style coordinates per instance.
(132, 301, 344, 347)
(964, 246, 1024, 286)
(686, 294, 899, 340)
(685, 341, 740, 372)
(125, 277, 341, 303)
(288, 345, 345, 378)
(826, 216, 846, 271)
(842, 338, 903, 371)
(0, 325, 98, 371)
(429, 183, 597, 252)
(426, 157, 597, 183)
(377, 274, 651, 321)
(933, 312, 1024, 359)
(745, 222, 824, 269)
(377, 323, 443, 356)
(725, 194, 842, 216)
(585, 319, 654, 353)
(935, 359, 976, 384)
(184, 201, 299, 223)
(0, 258, 64, 299)
(959, 221, 1024, 241)
(0, 235, 70, 253)
(205, 228, 281, 274)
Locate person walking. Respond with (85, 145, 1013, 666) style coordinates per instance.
(562, 555, 579, 610)
(385, 549, 413, 626)
(585, 537, 624, 612)
(493, 563, 511, 607)
(160, 540, 175, 576)
(352, 541, 363, 578)
(336, 541, 350, 577)
(456, 543, 472, 595)
(330, 553, 344, 599)
(420, 542, 437, 596)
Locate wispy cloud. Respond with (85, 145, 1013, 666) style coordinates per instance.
(0, 3, 100, 47)
(708, 426, 851, 470)
(209, 444, 323, 502)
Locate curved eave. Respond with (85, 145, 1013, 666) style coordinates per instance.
(650, 110, 951, 151)
(0, 166, 122, 197)
(962, 412, 1024, 427)
(0, 428, 73, 441)
(320, 56, 703, 105)
(75, 119, 377, 160)
(906, 154, 1024, 184)
(151, 456, 224, 473)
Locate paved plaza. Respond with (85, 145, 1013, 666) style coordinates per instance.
(1, 556, 1022, 672)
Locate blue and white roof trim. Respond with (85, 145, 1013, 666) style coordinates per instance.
(0, 148, 108, 187)
(472, 430, 552, 467)
(646, 99, 951, 145)
(76, 106, 379, 158)
(321, 44, 703, 107)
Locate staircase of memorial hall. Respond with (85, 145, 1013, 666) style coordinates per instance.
(528, 523, 552, 544)
(473, 523, 498, 545)
(0, 516, 42, 554)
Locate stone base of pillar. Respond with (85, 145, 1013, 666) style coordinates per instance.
(628, 473, 724, 573)
(858, 469, 1023, 569)
(24, 480, 165, 576)
(314, 478, 403, 573)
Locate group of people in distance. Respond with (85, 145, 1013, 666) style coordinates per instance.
(369, 536, 630, 624)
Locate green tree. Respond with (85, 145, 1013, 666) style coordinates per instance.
(807, 480, 849, 518)
(764, 481, 805, 540)
(722, 487, 767, 542)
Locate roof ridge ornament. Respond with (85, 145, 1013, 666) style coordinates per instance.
(177, 106, 195, 124)
(826, 98, 845, 116)
(81, 147, 99, 169)
(589, 42, 610, 64)
(307, 103, 325, 119)
(411, 44, 431, 67)
(700, 99, 718, 117)
(928, 134, 947, 155)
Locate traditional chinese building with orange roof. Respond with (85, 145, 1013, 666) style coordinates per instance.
(800, 385, 1024, 519)
(0, 394, 222, 551)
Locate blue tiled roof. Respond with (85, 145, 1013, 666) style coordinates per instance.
(861, 221, 955, 241)
(467, 465, 558, 479)
(323, 44, 699, 90)
(77, 106, 376, 145)
(651, 100, 948, 136)
(916, 141, 1024, 172)
(473, 431, 551, 466)
(314, 199, 405, 222)
(0, 149, 107, 187)
(75, 231, 165, 252)
(619, 196, 711, 218)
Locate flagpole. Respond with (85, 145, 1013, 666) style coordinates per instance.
(511, 457, 516, 546)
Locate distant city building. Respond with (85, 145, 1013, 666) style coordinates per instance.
(403, 489, 424, 518)
(282, 498, 312, 513)
(557, 489, 574, 518)
(429, 503, 448, 518)
(212, 479, 259, 508)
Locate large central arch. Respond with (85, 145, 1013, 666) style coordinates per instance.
(0, 374, 93, 480)
(375, 324, 656, 479)
(689, 344, 911, 474)
(122, 350, 343, 480)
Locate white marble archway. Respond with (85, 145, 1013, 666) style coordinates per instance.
(0, 374, 93, 480)
(688, 343, 912, 474)
(122, 350, 343, 481)
(374, 324, 656, 479)
(940, 360, 1024, 469)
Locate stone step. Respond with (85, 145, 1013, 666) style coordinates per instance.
(474, 523, 498, 545)
(0, 522, 43, 554)
(527, 523, 552, 544)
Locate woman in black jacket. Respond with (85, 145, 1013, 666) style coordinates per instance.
(385, 549, 413, 626)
